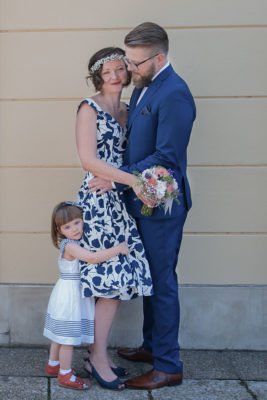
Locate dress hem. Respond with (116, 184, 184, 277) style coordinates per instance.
(43, 329, 94, 346)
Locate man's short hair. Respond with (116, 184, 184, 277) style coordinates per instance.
(124, 22, 169, 55)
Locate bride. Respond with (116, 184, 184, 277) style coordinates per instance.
(75, 47, 153, 390)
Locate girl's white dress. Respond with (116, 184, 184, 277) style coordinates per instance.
(43, 239, 95, 345)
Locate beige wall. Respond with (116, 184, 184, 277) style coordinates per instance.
(1, 0, 267, 285)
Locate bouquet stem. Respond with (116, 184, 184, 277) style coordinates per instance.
(141, 205, 153, 216)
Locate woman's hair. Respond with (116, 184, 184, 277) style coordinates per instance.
(86, 47, 131, 91)
(124, 22, 169, 55)
(51, 202, 83, 248)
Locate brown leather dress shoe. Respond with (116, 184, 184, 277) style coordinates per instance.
(125, 368, 183, 390)
(117, 346, 154, 364)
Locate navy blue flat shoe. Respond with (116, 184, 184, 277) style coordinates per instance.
(83, 350, 91, 362)
(83, 363, 92, 378)
(87, 359, 125, 391)
(111, 366, 129, 377)
(84, 352, 129, 377)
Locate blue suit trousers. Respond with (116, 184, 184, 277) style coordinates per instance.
(135, 210, 187, 374)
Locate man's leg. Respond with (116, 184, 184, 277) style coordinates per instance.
(142, 293, 153, 352)
(136, 211, 187, 374)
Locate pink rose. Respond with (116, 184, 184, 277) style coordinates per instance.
(166, 184, 174, 193)
(155, 168, 169, 177)
(147, 177, 157, 187)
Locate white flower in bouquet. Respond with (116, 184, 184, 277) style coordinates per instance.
(156, 181, 167, 199)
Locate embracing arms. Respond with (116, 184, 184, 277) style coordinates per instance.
(63, 241, 129, 263)
(75, 102, 148, 202)
(76, 103, 136, 186)
(93, 92, 195, 194)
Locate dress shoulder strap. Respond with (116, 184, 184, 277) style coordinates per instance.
(60, 239, 80, 258)
(77, 98, 102, 114)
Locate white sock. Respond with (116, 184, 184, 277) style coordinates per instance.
(59, 368, 76, 381)
(59, 368, 72, 375)
(48, 360, 60, 367)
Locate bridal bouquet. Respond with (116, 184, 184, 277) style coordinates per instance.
(134, 166, 181, 216)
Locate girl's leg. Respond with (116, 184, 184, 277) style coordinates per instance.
(87, 298, 121, 382)
(59, 345, 73, 371)
(49, 342, 61, 361)
(46, 341, 60, 376)
(49, 341, 60, 361)
(58, 344, 90, 390)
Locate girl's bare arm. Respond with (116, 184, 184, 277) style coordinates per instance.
(64, 241, 129, 264)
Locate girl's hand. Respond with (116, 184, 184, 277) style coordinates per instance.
(117, 241, 129, 255)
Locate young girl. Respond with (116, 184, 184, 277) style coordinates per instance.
(43, 201, 129, 390)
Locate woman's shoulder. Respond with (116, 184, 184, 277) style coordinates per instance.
(77, 97, 102, 114)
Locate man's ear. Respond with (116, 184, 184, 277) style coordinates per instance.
(157, 53, 166, 68)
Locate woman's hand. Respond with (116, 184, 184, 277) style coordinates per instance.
(88, 175, 156, 206)
(130, 176, 157, 207)
(88, 177, 113, 194)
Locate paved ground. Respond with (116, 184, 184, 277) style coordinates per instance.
(0, 347, 266, 399)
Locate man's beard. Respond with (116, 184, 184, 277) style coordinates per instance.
(132, 63, 156, 88)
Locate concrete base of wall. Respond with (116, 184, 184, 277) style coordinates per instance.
(0, 284, 266, 349)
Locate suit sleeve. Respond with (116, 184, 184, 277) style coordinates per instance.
(115, 91, 195, 191)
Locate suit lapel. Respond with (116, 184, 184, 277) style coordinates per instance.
(128, 80, 161, 130)
(128, 88, 142, 120)
(128, 65, 174, 130)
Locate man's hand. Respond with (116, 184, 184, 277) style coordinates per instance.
(88, 177, 113, 194)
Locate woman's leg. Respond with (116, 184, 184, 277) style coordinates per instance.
(87, 298, 121, 382)
(84, 346, 117, 369)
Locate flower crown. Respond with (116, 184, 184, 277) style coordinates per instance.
(90, 53, 125, 74)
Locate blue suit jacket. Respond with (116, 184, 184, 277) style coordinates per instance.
(116, 64, 196, 219)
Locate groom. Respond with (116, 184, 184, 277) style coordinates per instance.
(90, 22, 196, 389)
(118, 22, 196, 390)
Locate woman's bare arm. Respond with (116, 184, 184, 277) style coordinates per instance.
(75, 104, 137, 187)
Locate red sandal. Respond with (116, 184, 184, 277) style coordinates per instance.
(46, 363, 60, 377)
(45, 364, 77, 378)
(58, 371, 90, 390)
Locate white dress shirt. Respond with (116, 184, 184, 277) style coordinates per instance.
(136, 61, 170, 105)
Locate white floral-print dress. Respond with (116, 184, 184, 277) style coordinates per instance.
(76, 98, 153, 300)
